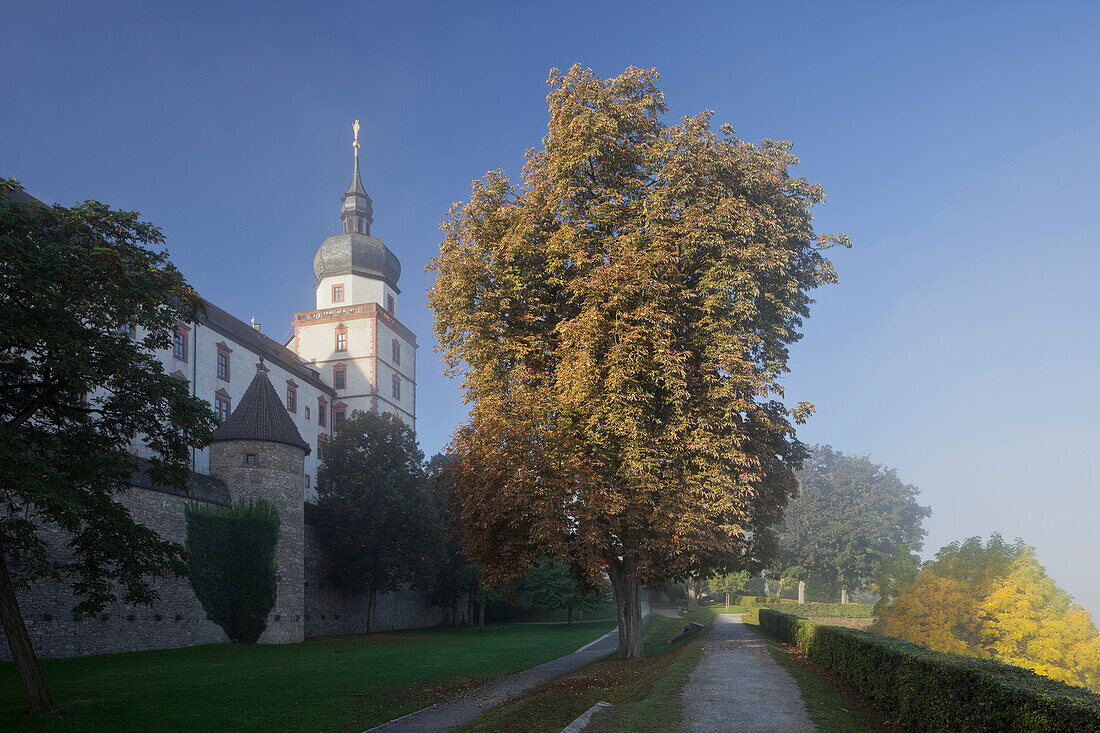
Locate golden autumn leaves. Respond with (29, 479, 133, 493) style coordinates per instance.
(427, 65, 845, 658)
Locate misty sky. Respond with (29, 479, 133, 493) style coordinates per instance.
(3, 1, 1097, 616)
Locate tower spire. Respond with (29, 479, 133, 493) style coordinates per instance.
(341, 120, 373, 235)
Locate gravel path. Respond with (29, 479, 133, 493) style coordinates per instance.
(365, 603, 648, 733)
(677, 614, 816, 733)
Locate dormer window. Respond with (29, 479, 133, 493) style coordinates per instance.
(332, 284, 344, 303)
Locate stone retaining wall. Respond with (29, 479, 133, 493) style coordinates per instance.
(303, 523, 448, 636)
(2, 487, 229, 661)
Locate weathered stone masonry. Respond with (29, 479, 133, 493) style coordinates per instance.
(209, 438, 306, 645)
(2, 481, 231, 662)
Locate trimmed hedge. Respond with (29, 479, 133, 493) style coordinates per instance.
(735, 596, 874, 618)
(771, 602, 873, 618)
(758, 609, 1100, 732)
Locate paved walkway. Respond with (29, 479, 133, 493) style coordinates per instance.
(366, 602, 648, 733)
(677, 614, 816, 733)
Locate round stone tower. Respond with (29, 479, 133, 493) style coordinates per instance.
(207, 361, 309, 644)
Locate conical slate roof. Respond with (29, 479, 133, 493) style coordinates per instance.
(210, 365, 310, 454)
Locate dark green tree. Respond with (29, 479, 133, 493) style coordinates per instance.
(425, 453, 505, 630)
(776, 446, 930, 601)
(524, 559, 608, 626)
(425, 453, 468, 626)
(314, 411, 441, 632)
(0, 180, 217, 714)
(185, 499, 279, 643)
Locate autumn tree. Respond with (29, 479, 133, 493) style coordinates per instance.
(314, 411, 441, 632)
(428, 65, 846, 659)
(875, 535, 1100, 691)
(0, 180, 217, 714)
(775, 446, 929, 602)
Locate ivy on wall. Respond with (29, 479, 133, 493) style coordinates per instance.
(185, 499, 280, 643)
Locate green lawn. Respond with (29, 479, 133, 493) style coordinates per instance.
(0, 621, 615, 733)
(741, 615, 891, 732)
(689, 604, 750, 617)
(519, 601, 615, 623)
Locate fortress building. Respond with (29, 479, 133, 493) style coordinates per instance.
(4, 126, 444, 662)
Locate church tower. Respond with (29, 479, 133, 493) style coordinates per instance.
(292, 122, 417, 437)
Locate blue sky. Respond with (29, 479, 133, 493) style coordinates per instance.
(4, 1, 1098, 616)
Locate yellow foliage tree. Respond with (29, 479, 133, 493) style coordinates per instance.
(875, 535, 1100, 691)
(977, 549, 1100, 690)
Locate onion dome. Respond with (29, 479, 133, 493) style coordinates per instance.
(312, 121, 401, 290)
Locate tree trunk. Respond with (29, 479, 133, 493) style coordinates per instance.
(841, 588, 849, 605)
(366, 586, 378, 633)
(607, 557, 643, 660)
(798, 581, 806, 605)
(0, 554, 59, 715)
(725, 592, 730, 610)
(452, 596, 459, 627)
(686, 580, 698, 609)
(567, 606, 573, 627)
(478, 601, 485, 633)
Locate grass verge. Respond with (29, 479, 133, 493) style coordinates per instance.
(0, 621, 614, 733)
(743, 615, 896, 733)
(456, 610, 711, 733)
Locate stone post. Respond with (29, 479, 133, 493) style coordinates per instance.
(798, 580, 806, 605)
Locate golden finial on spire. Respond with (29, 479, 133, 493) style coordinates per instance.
(353, 119, 360, 152)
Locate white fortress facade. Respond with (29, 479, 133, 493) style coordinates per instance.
(147, 127, 416, 500)
(5, 128, 440, 662)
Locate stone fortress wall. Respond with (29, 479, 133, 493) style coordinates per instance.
(3, 484, 230, 662)
(5, 478, 451, 662)
(303, 524, 447, 637)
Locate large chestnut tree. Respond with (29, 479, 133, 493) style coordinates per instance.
(428, 65, 846, 659)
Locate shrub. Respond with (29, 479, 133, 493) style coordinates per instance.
(770, 602, 873, 618)
(758, 609, 1100, 732)
(185, 499, 280, 643)
(735, 597, 874, 617)
(736, 595, 771, 606)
